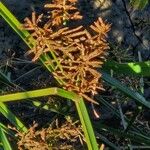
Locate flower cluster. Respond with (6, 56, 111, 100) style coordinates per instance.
(45, 0, 82, 26)
(23, 0, 110, 103)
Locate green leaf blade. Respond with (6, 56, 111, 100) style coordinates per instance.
(0, 127, 12, 150)
(103, 60, 150, 77)
(101, 71, 150, 109)
(75, 99, 99, 150)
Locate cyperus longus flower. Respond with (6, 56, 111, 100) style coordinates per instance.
(23, 0, 110, 104)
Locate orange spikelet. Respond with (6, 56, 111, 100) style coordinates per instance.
(23, 0, 111, 104)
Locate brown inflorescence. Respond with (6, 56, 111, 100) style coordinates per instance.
(15, 119, 84, 149)
(22, 0, 111, 104)
(44, 0, 82, 26)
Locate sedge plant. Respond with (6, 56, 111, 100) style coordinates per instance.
(0, 0, 150, 149)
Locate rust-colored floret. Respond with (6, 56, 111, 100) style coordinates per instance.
(45, 0, 82, 26)
(14, 119, 84, 149)
(23, 0, 111, 104)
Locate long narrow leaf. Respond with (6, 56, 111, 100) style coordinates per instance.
(0, 103, 27, 132)
(0, 2, 33, 47)
(0, 87, 78, 102)
(101, 71, 150, 109)
(0, 127, 12, 150)
(103, 60, 150, 77)
(75, 98, 99, 150)
(0, 123, 15, 138)
(0, 70, 27, 133)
